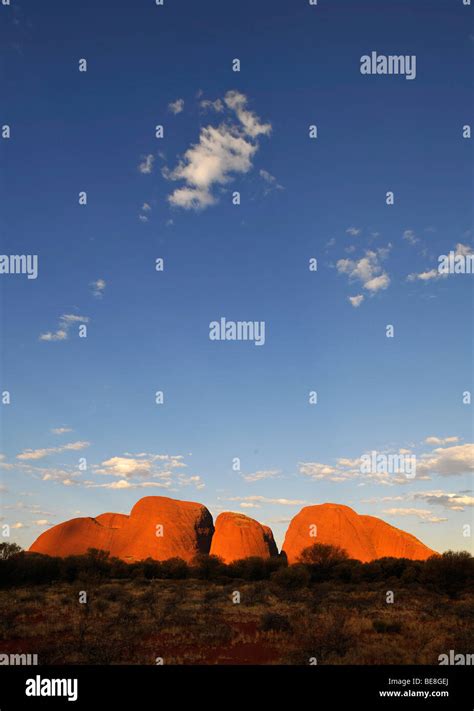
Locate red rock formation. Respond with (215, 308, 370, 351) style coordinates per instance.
(282, 503, 435, 563)
(29, 496, 214, 563)
(209, 512, 278, 563)
(29, 497, 436, 565)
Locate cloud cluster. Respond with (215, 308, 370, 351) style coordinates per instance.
(39, 314, 89, 342)
(298, 441, 473, 486)
(168, 98, 184, 114)
(407, 242, 472, 282)
(337, 246, 391, 303)
(17, 441, 90, 461)
(164, 91, 271, 210)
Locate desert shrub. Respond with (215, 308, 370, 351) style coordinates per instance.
(422, 551, 474, 597)
(271, 563, 310, 590)
(227, 556, 284, 581)
(191, 554, 227, 580)
(332, 559, 362, 583)
(159, 558, 189, 579)
(245, 581, 271, 606)
(260, 612, 292, 633)
(289, 611, 355, 663)
(99, 583, 130, 603)
(372, 619, 402, 634)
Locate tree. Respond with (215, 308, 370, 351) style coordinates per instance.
(299, 543, 349, 579)
(0, 542, 22, 560)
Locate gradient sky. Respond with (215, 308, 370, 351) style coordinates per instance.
(1, 0, 473, 554)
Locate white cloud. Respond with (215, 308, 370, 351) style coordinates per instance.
(403, 229, 418, 245)
(138, 154, 154, 174)
(86, 479, 171, 490)
(242, 469, 280, 483)
(225, 495, 308, 506)
(17, 441, 90, 461)
(417, 443, 474, 477)
(168, 98, 184, 114)
(40, 314, 89, 342)
(413, 490, 474, 511)
(364, 273, 390, 292)
(348, 294, 364, 308)
(94, 454, 183, 479)
(337, 248, 390, 295)
(346, 227, 361, 236)
(165, 91, 271, 210)
(407, 242, 473, 282)
(224, 90, 271, 138)
(91, 453, 202, 489)
(425, 436, 460, 445)
(51, 427, 73, 435)
(91, 278, 106, 298)
(382, 507, 447, 523)
(259, 169, 284, 194)
(200, 98, 224, 113)
(407, 268, 442, 283)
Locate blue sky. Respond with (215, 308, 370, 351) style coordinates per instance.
(1, 0, 473, 553)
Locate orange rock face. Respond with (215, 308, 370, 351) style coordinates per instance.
(282, 503, 435, 563)
(29, 497, 436, 565)
(209, 512, 278, 563)
(29, 496, 214, 563)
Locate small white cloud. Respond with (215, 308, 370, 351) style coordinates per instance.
(337, 248, 391, 294)
(259, 169, 284, 194)
(17, 441, 90, 461)
(348, 294, 364, 308)
(51, 427, 73, 435)
(403, 229, 418, 245)
(138, 154, 154, 174)
(91, 278, 106, 298)
(382, 507, 447, 523)
(39, 315, 89, 342)
(242, 469, 280, 483)
(346, 227, 361, 237)
(168, 98, 184, 114)
(425, 436, 460, 445)
(200, 98, 224, 113)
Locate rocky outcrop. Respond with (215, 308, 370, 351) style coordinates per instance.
(282, 503, 435, 563)
(209, 512, 278, 563)
(29, 496, 214, 563)
(29, 497, 436, 564)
